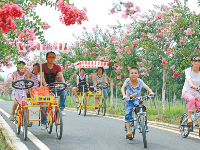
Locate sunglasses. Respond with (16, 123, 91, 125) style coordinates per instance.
(47, 57, 56, 59)
(192, 59, 200, 62)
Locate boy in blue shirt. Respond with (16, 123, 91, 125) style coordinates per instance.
(121, 67, 154, 139)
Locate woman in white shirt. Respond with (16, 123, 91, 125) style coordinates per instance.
(182, 54, 200, 123)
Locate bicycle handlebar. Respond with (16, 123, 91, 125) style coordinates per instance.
(191, 86, 200, 92)
(122, 94, 156, 101)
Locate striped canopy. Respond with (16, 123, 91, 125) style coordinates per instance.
(74, 61, 109, 70)
(13, 42, 68, 52)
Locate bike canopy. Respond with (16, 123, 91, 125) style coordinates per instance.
(74, 61, 109, 70)
(14, 42, 68, 86)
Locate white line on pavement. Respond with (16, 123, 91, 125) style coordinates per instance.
(0, 108, 50, 150)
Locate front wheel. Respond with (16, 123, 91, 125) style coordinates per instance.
(141, 116, 147, 148)
(23, 110, 28, 140)
(77, 103, 81, 115)
(47, 112, 53, 134)
(55, 109, 63, 140)
(83, 99, 87, 116)
(15, 116, 21, 134)
(102, 100, 106, 116)
(96, 106, 100, 115)
(180, 113, 190, 138)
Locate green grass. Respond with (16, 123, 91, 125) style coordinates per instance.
(0, 129, 13, 150)
(0, 96, 12, 101)
(65, 95, 192, 125)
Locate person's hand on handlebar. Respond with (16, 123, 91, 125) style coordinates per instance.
(150, 92, 155, 96)
(191, 85, 198, 91)
(123, 95, 129, 100)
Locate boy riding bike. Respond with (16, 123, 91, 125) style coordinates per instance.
(121, 67, 154, 139)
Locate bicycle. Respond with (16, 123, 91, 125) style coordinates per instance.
(179, 87, 200, 138)
(12, 79, 34, 140)
(95, 82, 108, 116)
(77, 81, 89, 116)
(122, 94, 155, 148)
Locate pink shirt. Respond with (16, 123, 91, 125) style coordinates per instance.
(182, 67, 200, 98)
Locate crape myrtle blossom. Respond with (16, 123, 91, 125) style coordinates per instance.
(0, 2, 24, 33)
(161, 59, 168, 65)
(170, 65, 175, 70)
(172, 70, 180, 78)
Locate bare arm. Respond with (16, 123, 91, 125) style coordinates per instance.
(121, 85, 128, 100)
(104, 76, 108, 85)
(13, 72, 17, 82)
(29, 73, 32, 79)
(42, 72, 47, 87)
(145, 86, 154, 96)
(188, 78, 198, 91)
(58, 72, 65, 83)
(94, 76, 97, 87)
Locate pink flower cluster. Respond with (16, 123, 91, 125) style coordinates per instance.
(179, 37, 186, 45)
(18, 28, 36, 43)
(57, 0, 88, 26)
(173, 70, 180, 78)
(161, 59, 168, 65)
(0, 2, 24, 33)
(115, 66, 123, 73)
(39, 22, 51, 30)
(184, 28, 195, 35)
(165, 47, 174, 55)
(141, 72, 149, 76)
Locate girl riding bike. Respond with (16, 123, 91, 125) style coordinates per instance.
(182, 54, 200, 124)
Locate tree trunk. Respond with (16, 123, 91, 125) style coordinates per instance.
(162, 64, 167, 117)
(110, 78, 113, 107)
(116, 85, 117, 107)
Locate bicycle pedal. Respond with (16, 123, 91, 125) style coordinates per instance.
(146, 130, 149, 132)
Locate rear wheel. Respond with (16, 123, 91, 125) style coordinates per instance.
(102, 100, 106, 116)
(141, 116, 147, 148)
(15, 115, 21, 134)
(83, 99, 87, 116)
(180, 113, 190, 138)
(23, 110, 28, 140)
(47, 112, 53, 134)
(56, 109, 63, 140)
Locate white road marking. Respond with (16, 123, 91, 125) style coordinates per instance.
(66, 108, 200, 139)
(0, 108, 50, 150)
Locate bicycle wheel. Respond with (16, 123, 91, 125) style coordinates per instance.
(96, 106, 100, 115)
(102, 100, 106, 116)
(23, 110, 28, 140)
(47, 112, 53, 134)
(141, 116, 147, 148)
(15, 115, 21, 134)
(83, 99, 86, 116)
(180, 113, 190, 138)
(56, 109, 63, 140)
(77, 103, 81, 115)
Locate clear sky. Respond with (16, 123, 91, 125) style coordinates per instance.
(0, 0, 199, 78)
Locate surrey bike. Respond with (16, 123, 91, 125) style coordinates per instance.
(122, 94, 155, 148)
(179, 87, 200, 138)
(77, 81, 89, 116)
(12, 79, 34, 140)
(95, 82, 108, 116)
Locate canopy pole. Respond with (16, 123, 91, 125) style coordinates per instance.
(40, 51, 42, 87)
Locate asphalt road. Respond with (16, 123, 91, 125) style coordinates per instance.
(0, 101, 200, 150)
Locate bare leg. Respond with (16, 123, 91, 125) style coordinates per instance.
(126, 122, 130, 132)
(10, 100, 18, 120)
(72, 87, 79, 102)
(188, 111, 192, 122)
(95, 97, 99, 107)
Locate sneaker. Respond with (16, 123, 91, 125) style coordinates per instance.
(126, 131, 132, 139)
(61, 110, 66, 116)
(41, 124, 46, 130)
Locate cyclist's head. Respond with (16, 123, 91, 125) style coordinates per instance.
(17, 61, 26, 71)
(80, 68, 85, 74)
(32, 63, 40, 74)
(97, 67, 104, 74)
(191, 54, 200, 70)
(129, 67, 139, 74)
(46, 51, 56, 58)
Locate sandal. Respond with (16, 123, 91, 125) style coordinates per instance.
(76, 98, 79, 103)
(10, 113, 15, 121)
(28, 121, 33, 127)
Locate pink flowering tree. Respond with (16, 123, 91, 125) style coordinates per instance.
(130, 0, 200, 115)
(0, 0, 88, 69)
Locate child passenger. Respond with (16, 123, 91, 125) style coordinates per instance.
(121, 67, 154, 139)
(28, 63, 40, 97)
(10, 61, 30, 121)
(182, 54, 200, 124)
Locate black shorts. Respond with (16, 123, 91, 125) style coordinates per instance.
(78, 86, 88, 92)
